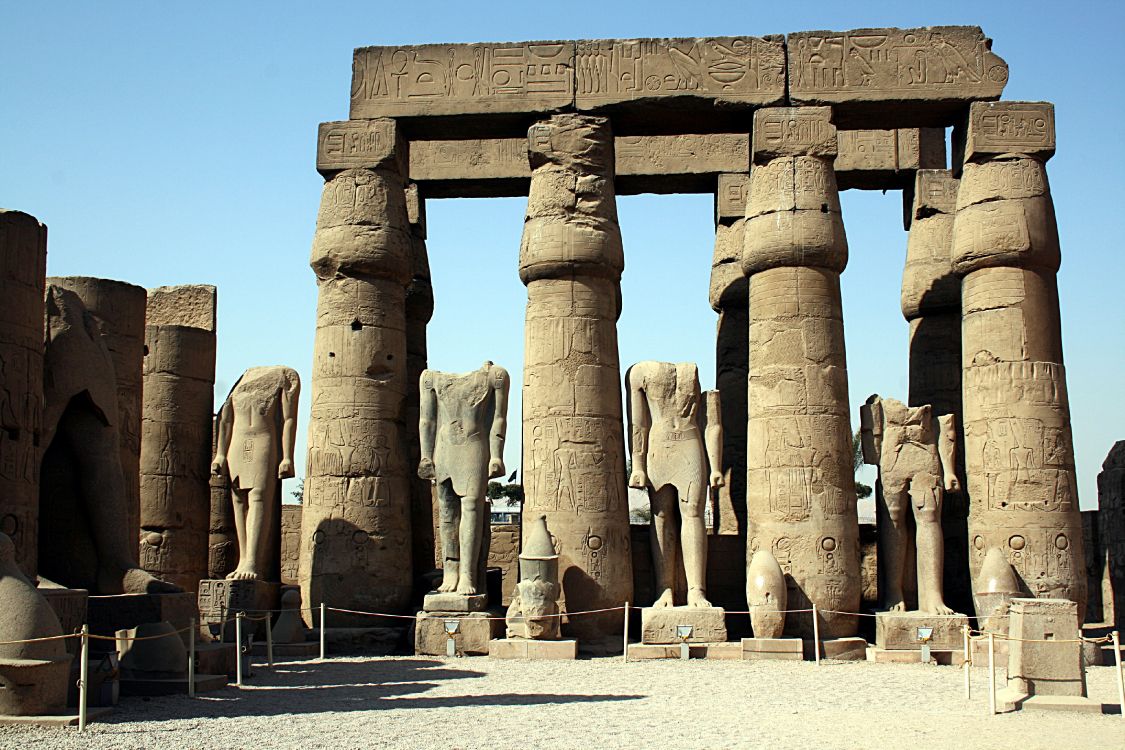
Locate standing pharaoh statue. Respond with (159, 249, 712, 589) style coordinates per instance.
(211, 366, 300, 581)
(861, 395, 959, 615)
(626, 361, 723, 609)
(418, 361, 509, 600)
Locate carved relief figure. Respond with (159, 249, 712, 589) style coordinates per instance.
(211, 366, 300, 581)
(861, 394, 959, 614)
(418, 361, 509, 596)
(626, 361, 722, 608)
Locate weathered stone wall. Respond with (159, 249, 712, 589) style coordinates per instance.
(280, 504, 302, 586)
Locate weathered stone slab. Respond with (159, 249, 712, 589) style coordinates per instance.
(414, 611, 502, 656)
(640, 606, 727, 644)
(193, 642, 236, 678)
(788, 27, 1008, 128)
(316, 119, 403, 174)
(351, 42, 575, 121)
(741, 637, 803, 660)
(999, 599, 1091, 707)
(836, 128, 945, 190)
(489, 639, 577, 660)
(715, 173, 749, 222)
(875, 612, 969, 650)
(811, 637, 868, 661)
(870, 648, 965, 665)
(752, 106, 836, 162)
(145, 285, 217, 331)
(627, 642, 742, 660)
(959, 101, 1055, 163)
(422, 592, 486, 613)
(38, 588, 87, 655)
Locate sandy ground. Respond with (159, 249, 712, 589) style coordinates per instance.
(1, 655, 1122, 749)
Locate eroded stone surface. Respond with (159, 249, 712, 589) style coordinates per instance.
(506, 515, 562, 640)
(997, 598, 1093, 710)
(414, 610, 501, 656)
(640, 606, 727, 644)
(874, 611, 968, 650)
(1095, 442, 1124, 628)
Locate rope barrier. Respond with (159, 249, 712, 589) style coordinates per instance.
(0, 632, 78, 646)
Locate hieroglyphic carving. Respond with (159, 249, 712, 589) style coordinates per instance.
(836, 128, 945, 189)
(961, 102, 1055, 160)
(317, 119, 400, 174)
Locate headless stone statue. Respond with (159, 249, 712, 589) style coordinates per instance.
(418, 362, 509, 598)
(626, 361, 722, 608)
(211, 366, 300, 581)
(861, 395, 959, 614)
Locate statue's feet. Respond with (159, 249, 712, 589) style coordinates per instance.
(121, 567, 182, 594)
(920, 600, 957, 616)
(653, 589, 675, 609)
(455, 578, 479, 596)
(226, 568, 260, 581)
(437, 576, 458, 593)
(686, 589, 712, 608)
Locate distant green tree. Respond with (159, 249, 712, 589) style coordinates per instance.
(290, 478, 304, 504)
(487, 481, 524, 504)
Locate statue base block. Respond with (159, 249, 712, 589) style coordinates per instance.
(995, 689, 1103, 713)
(251, 641, 320, 660)
(194, 642, 238, 678)
(197, 579, 280, 640)
(38, 587, 88, 654)
(422, 592, 487, 613)
(870, 648, 964, 665)
(626, 642, 742, 660)
(489, 639, 577, 660)
(808, 637, 868, 661)
(741, 638, 803, 661)
(640, 606, 727, 644)
(415, 611, 502, 656)
(87, 593, 196, 650)
(875, 611, 968, 650)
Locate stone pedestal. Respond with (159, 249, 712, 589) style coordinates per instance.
(626, 642, 742, 660)
(640, 607, 727, 644)
(423, 592, 486, 613)
(38, 587, 87, 655)
(489, 639, 577, 660)
(193, 641, 237, 678)
(741, 637, 803, 661)
(197, 579, 280, 641)
(414, 611, 502, 656)
(875, 612, 969, 651)
(996, 598, 1098, 712)
(86, 593, 195, 651)
(808, 637, 868, 661)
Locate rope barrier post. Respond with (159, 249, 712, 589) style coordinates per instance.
(235, 612, 244, 688)
(962, 625, 970, 700)
(188, 618, 196, 698)
(622, 602, 629, 664)
(78, 625, 89, 732)
(812, 604, 821, 666)
(319, 602, 326, 661)
(266, 614, 274, 668)
(1113, 631, 1124, 721)
(987, 632, 996, 716)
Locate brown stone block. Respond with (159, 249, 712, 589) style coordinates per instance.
(741, 637, 803, 660)
(142, 329, 217, 384)
(788, 27, 1008, 128)
(836, 128, 946, 191)
(640, 607, 727, 644)
(414, 611, 502, 656)
(951, 196, 1060, 274)
(489, 639, 578, 660)
(911, 168, 959, 219)
(747, 157, 841, 218)
(317, 120, 403, 175)
(874, 611, 969, 650)
(812, 636, 868, 660)
(753, 107, 836, 162)
(956, 159, 1049, 209)
(962, 101, 1054, 163)
(715, 173, 750, 223)
(145, 285, 216, 332)
(626, 642, 741, 660)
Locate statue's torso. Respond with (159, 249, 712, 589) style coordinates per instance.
(641, 362, 706, 493)
(227, 368, 289, 490)
(429, 366, 497, 496)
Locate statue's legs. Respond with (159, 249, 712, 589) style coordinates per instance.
(457, 491, 484, 595)
(649, 485, 678, 607)
(681, 482, 710, 608)
(911, 473, 953, 614)
(436, 480, 460, 592)
(228, 485, 248, 578)
(881, 475, 910, 612)
(243, 486, 275, 580)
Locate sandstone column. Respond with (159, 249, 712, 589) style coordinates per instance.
(0, 210, 47, 578)
(900, 169, 972, 614)
(710, 174, 749, 537)
(520, 114, 632, 641)
(302, 119, 413, 624)
(48, 277, 146, 557)
(953, 102, 1086, 617)
(742, 107, 860, 638)
(138, 285, 217, 592)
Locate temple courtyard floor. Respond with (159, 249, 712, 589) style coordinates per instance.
(1, 655, 1122, 749)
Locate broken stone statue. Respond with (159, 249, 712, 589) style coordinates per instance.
(506, 515, 562, 640)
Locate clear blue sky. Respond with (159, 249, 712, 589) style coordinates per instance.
(2, 1, 1122, 509)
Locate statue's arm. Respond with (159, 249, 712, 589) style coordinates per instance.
(937, 413, 960, 492)
(418, 370, 437, 480)
(278, 373, 300, 478)
(488, 366, 510, 479)
(211, 398, 234, 475)
(625, 365, 650, 488)
(702, 390, 724, 487)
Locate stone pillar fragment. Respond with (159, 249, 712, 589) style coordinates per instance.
(1095, 442, 1123, 627)
(138, 285, 217, 592)
(520, 114, 632, 641)
(900, 169, 972, 614)
(952, 102, 1086, 618)
(47, 277, 147, 558)
(710, 174, 749, 536)
(301, 119, 413, 624)
(742, 107, 860, 638)
(0, 210, 47, 579)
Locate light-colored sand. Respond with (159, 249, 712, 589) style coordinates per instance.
(1, 656, 1122, 749)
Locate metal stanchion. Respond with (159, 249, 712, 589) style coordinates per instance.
(319, 602, 326, 660)
(987, 632, 996, 716)
(188, 618, 196, 698)
(962, 625, 971, 700)
(1113, 631, 1124, 721)
(622, 603, 629, 664)
(235, 612, 244, 688)
(266, 615, 274, 668)
(78, 625, 89, 732)
(812, 604, 821, 666)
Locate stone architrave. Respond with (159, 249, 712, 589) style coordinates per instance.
(207, 414, 236, 579)
(835, 128, 946, 190)
(212, 367, 300, 584)
(404, 184, 438, 575)
(710, 175, 748, 536)
(48, 277, 147, 565)
(742, 107, 861, 639)
(302, 119, 414, 624)
(626, 362, 723, 607)
(506, 515, 563, 640)
(138, 285, 217, 593)
(0, 210, 46, 579)
(952, 102, 1086, 620)
(788, 26, 1008, 127)
(520, 114, 632, 641)
(1096, 442, 1124, 628)
(901, 169, 972, 614)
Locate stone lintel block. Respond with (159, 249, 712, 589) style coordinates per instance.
(414, 611, 502, 656)
(488, 639, 577, 660)
(741, 637, 803, 660)
(962, 101, 1054, 163)
(810, 637, 868, 661)
(753, 107, 836, 163)
(715, 173, 750, 223)
(317, 119, 404, 176)
(640, 606, 727, 644)
(351, 42, 575, 121)
(86, 593, 196, 646)
(422, 592, 487, 613)
(909, 168, 958, 222)
(626, 642, 742, 660)
(788, 27, 1008, 128)
(874, 611, 969, 650)
(146, 285, 217, 332)
(836, 128, 946, 190)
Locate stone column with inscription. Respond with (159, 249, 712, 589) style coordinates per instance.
(900, 169, 972, 614)
(301, 120, 414, 623)
(0, 210, 47, 579)
(710, 174, 749, 536)
(953, 102, 1086, 618)
(742, 107, 860, 638)
(520, 114, 632, 642)
(138, 285, 217, 593)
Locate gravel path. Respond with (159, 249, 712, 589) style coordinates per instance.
(2, 656, 1122, 749)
